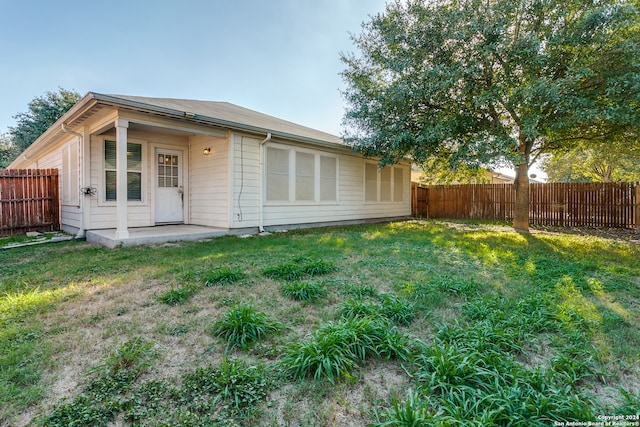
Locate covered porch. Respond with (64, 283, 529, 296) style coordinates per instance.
(85, 224, 248, 248)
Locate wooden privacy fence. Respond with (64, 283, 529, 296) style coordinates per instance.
(412, 182, 640, 229)
(0, 169, 60, 236)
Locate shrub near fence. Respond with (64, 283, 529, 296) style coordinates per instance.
(0, 169, 60, 236)
(411, 182, 639, 230)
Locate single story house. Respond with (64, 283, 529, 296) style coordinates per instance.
(8, 93, 411, 246)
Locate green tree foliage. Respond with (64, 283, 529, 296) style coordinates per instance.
(542, 137, 640, 182)
(0, 133, 18, 168)
(417, 157, 490, 185)
(341, 0, 640, 231)
(8, 88, 81, 154)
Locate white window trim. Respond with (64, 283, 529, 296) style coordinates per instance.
(264, 142, 339, 206)
(98, 136, 148, 207)
(363, 161, 405, 203)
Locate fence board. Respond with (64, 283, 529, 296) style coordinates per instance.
(411, 182, 638, 229)
(0, 169, 60, 236)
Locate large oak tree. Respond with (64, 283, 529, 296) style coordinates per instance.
(341, 0, 639, 231)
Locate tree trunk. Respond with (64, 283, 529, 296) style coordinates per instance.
(513, 162, 530, 232)
(513, 133, 530, 232)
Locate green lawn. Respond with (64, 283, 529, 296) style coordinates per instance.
(1, 220, 638, 426)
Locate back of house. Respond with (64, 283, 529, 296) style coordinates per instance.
(8, 93, 410, 246)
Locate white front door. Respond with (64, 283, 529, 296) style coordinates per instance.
(155, 149, 183, 223)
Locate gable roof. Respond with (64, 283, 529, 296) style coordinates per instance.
(95, 93, 344, 145)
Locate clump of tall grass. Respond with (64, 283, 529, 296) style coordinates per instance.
(414, 339, 597, 424)
(371, 389, 432, 427)
(338, 294, 415, 326)
(262, 257, 336, 281)
(341, 283, 379, 298)
(281, 317, 411, 383)
(428, 276, 479, 298)
(180, 358, 272, 413)
(157, 285, 198, 305)
(281, 281, 326, 301)
(405, 308, 599, 425)
(212, 304, 281, 351)
(203, 267, 246, 286)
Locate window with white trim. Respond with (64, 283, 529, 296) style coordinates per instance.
(295, 151, 315, 201)
(364, 162, 404, 202)
(320, 155, 337, 201)
(266, 147, 289, 201)
(266, 146, 338, 203)
(62, 140, 79, 205)
(104, 140, 142, 201)
(394, 167, 404, 202)
(365, 163, 378, 202)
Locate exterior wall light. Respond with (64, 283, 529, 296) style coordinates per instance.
(203, 147, 212, 156)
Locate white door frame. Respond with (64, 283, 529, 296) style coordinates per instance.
(155, 148, 184, 224)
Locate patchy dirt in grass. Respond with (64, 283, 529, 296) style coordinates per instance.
(28, 277, 218, 425)
(429, 219, 640, 245)
(38, 280, 157, 399)
(262, 361, 411, 427)
(531, 225, 640, 245)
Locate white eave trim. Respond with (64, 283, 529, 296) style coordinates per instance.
(91, 93, 346, 151)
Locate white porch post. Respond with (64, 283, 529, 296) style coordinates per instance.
(79, 126, 91, 237)
(115, 119, 129, 239)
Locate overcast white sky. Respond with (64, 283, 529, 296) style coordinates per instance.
(0, 0, 387, 136)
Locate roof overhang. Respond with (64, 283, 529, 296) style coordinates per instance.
(90, 93, 346, 150)
(9, 92, 347, 168)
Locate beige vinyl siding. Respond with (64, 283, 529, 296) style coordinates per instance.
(30, 140, 83, 233)
(230, 134, 261, 227)
(189, 134, 230, 228)
(61, 139, 80, 206)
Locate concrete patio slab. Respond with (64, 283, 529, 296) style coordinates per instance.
(86, 225, 249, 248)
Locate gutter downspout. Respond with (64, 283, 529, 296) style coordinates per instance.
(257, 132, 272, 233)
(61, 123, 84, 238)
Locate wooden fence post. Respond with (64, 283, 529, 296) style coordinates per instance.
(635, 182, 640, 232)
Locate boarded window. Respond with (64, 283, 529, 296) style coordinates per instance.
(295, 151, 315, 201)
(266, 147, 289, 201)
(394, 167, 404, 202)
(320, 156, 337, 202)
(104, 140, 142, 201)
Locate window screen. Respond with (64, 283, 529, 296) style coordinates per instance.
(266, 147, 289, 201)
(365, 163, 378, 202)
(320, 156, 337, 202)
(296, 151, 315, 201)
(394, 167, 404, 202)
(380, 167, 391, 202)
